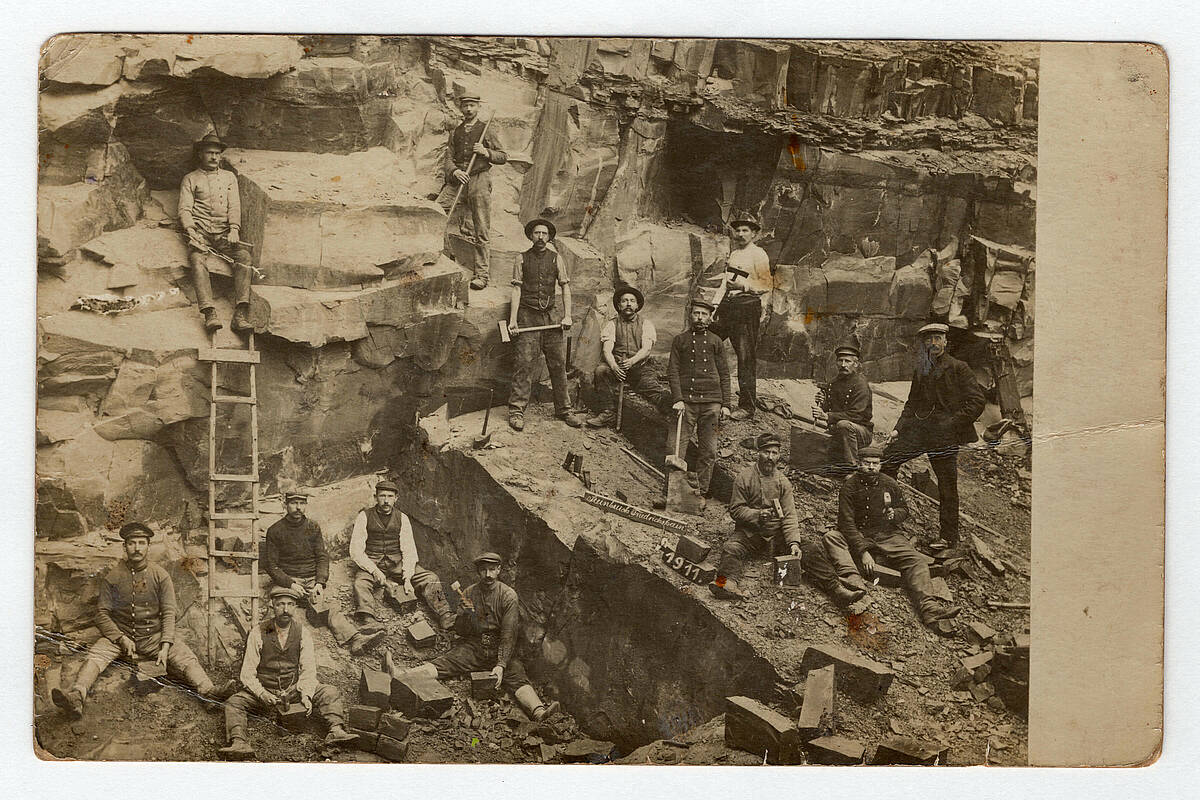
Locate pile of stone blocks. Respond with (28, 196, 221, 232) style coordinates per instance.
(951, 625, 1029, 718)
(349, 666, 454, 761)
(724, 642, 949, 765)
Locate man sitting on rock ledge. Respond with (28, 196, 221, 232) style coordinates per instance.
(506, 218, 585, 432)
(586, 284, 672, 428)
(264, 485, 386, 656)
(811, 341, 875, 474)
(178, 133, 253, 335)
(384, 552, 561, 722)
(349, 480, 456, 631)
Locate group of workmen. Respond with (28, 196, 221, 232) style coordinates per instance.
(52, 481, 558, 760)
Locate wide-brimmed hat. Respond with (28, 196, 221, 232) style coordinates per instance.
(118, 522, 154, 541)
(917, 322, 950, 337)
(612, 285, 644, 311)
(193, 133, 227, 153)
(474, 551, 502, 567)
(728, 211, 761, 232)
(524, 218, 556, 241)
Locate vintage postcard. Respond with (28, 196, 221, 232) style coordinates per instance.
(31, 35, 1164, 767)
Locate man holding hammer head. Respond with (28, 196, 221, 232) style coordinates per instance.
(710, 212, 772, 421)
(437, 90, 507, 291)
(506, 218, 584, 432)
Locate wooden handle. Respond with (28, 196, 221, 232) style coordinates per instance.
(674, 409, 684, 459)
(447, 111, 496, 219)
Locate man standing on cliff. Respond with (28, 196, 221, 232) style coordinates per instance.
(178, 133, 253, 334)
(263, 486, 386, 656)
(506, 218, 585, 432)
(811, 341, 874, 474)
(384, 552, 560, 722)
(349, 480, 456, 631)
(709, 212, 772, 420)
(52, 523, 234, 720)
(586, 284, 672, 428)
(882, 323, 986, 547)
(437, 91, 507, 291)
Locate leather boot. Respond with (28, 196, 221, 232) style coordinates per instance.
(51, 687, 84, 721)
(830, 583, 866, 608)
(218, 728, 255, 761)
(585, 409, 615, 428)
(202, 307, 222, 333)
(348, 629, 387, 656)
(708, 577, 745, 601)
(231, 302, 252, 333)
(325, 724, 358, 745)
(421, 581, 457, 632)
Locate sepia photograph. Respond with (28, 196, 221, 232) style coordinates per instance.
(33, 32, 1050, 766)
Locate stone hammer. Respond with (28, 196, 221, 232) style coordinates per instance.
(497, 319, 566, 343)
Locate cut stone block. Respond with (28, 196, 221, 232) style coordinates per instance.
(871, 736, 948, 766)
(377, 734, 409, 762)
(277, 702, 308, 732)
(471, 671, 500, 701)
(992, 672, 1029, 718)
(350, 728, 379, 753)
(798, 643, 894, 704)
(773, 555, 804, 587)
(406, 620, 437, 647)
(348, 704, 382, 731)
(378, 712, 412, 741)
(386, 584, 420, 612)
(723, 696, 802, 765)
(359, 667, 392, 708)
(961, 651, 994, 682)
(674, 534, 712, 564)
(561, 738, 617, 764)
(390, 675, 454, 719)
(872, 564, 902, 588)
(796, 664, 835, 739)
(805, 735, 866, 766)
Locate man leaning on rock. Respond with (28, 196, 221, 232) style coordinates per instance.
(178, 133, 253, 335)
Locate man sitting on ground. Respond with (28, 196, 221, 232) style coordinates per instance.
(586, 284, 672, 427)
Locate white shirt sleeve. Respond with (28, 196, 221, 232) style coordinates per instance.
(349, 511, 376, 577)
(399, 513, 419, 578)
(297, 625, 318, 700)
(641, 319, 657, 351)
(240, 626, 267, 700)
(600, 319, 616, 345)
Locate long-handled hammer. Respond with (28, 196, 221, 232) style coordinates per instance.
(446, 110, 496, 220)
(473, 390, 494, 449)
(498, 320, 566, 343)
(665, 409, 688, 472)
(615, 381, 625, 432)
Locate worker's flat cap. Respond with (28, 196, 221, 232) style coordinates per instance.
(756, 432, 782, 449)
(270, 585, 303, 600)
(691, 297, 717, 312)
(834, 342, 861, 358)
(457, 93, 481, 103)
(473, 552, 502, 566)
(118, 522, 154, 541)
(917, 322, 950, 336)
(860, 445, 885, 459)
(375, 479, 399, 494)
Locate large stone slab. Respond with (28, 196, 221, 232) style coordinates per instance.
(230, 148, 444, 288)
(37, 152, 150, 264)
(247, 256, 464, 347)
(38, 83, 131, 185)
(723, 696, 802, 765)
(615, 223, 725, 296)
(711, 40, 790, 109)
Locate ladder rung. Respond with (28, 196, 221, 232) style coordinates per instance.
(198, 348, 261, 364)
(210, 512, 259, 520)
(209, 588, 261, 599)
(210, 473, 258, 483)
(213, 394, 256, 405)
(209, 549, 259, 559)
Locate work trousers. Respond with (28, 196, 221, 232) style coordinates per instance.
(508, 306, 573, 416)
(431, 638, 531, 694)
(711, 293, 761, 412)
(716, 526, 787, 582)
(73, 636, 211, 698)
(666, 401, 720, 496)
(829, 419, 874, 472)
(881, 426, 961, 544)
(224, 683, 344, 740)
(593, 358, 672, 414)
(796, 537, 842, 593)
(437, 172, 492, 276)
(352, 560, 443, 621)
(187, 230, 251, 310)
(264, 577, 359, 647)
(822, 528, 935, 604)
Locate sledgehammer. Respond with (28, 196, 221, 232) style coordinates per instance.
(497, 319, 566, 343)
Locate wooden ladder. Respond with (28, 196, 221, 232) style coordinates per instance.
(198, 333, 262, 663)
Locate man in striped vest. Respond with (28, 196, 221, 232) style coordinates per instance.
(349, 480, 455, 631)
(218, 585, 357, 759)
(586, 284, 672, 428)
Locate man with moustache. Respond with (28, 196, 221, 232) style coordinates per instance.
(586, 284, 672, 428)
(822, 446, 960, 631)
(218, 586, 358, 759)
(52, 522, 233, 720)
(437, 90, 508, 291)
(384, 552, 560, 722)
(665, 296, 732, 509)
(882, 323, 986, 547)
(506, 218, 585, 432)
(709, 213, 772, 421)
(811, 341, 875, 474)
(178, 133, 253, 334)
(263, 486, 386, 655)
(349, 480, 456, 631)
